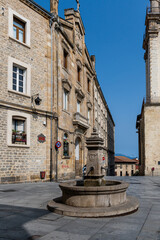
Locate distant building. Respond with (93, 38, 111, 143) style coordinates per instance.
(136, 0, 160, 176)
(115, 156, 139, 176)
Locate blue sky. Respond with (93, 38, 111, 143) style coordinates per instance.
(35, 0, 150, 157)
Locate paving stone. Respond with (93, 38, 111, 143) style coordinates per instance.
(0, 177, 160, 240)
(39, 231, 90, 240)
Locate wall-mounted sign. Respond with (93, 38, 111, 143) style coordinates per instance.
(102, 157, 105, 161)
(55, 141, 62, 149)
(38, 134, 46, 143)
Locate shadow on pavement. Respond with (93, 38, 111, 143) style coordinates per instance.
(0, 204, 51, 240)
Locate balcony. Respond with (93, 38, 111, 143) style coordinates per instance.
(73, 113, 89, 130)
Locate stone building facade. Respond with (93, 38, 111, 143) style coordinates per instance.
(115, 156, 139, 177)
(94, 80, 115, 176)
(136, 0, 160, 176)
(0, 0, 115, 183)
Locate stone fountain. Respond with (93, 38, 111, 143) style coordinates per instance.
(48, 128, 139, 217)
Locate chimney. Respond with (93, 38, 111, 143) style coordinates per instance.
(50, 0, 59, 15)
(150, 0, 159, 13)
(91, 55, 96, 69)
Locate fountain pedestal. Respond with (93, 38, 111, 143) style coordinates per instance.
(84, 128, 106, 187)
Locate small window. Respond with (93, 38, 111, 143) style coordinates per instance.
(88, 109, 90, 123)
(120, 164, 122, 169)
(63, 49, 68, 69)
(87, 78, 91, 93)
(63, 89, 68, 111)
(77, 100, 80, 113)
(12, 117, 27, 145)
(13, 17, 25, 43)
(13, 65, 26, 93)
(77, 66, 81, 82)
(63, 133, 69, 157)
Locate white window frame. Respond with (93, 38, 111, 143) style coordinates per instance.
(12, 65, 26, 93)
(88, 108, 90, 123)
(8, 8, 30, 47)
(63, 89, 68, 111)
(77, 100, 80, 113)
(7, 110, 30, 147)
(8, 57, 31, 97)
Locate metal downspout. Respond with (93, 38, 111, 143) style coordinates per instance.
(50, 15, 54, 182)
(55, 21, 59, 182)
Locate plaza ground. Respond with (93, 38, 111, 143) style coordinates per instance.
(0, 176, 160, 240)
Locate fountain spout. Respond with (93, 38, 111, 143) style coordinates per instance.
(87, 166, 94, 176)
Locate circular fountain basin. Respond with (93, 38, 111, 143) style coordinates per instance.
(47, 180, 139, 218)
(60, 180, 128, 207)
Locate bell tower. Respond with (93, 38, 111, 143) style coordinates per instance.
(143, 0, 160, 103)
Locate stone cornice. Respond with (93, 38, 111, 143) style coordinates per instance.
(0, 100, 55, 118)
(20, 0, 52, 19)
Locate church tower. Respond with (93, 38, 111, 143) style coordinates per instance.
(137, 0, 160, 176)
(143, 0, 160, 103)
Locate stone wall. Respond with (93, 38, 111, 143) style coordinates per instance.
(0, 0, 115, 182)
(144, 106, 160, 176)
(0, 0, 52, 183)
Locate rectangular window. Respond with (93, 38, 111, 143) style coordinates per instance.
(63, 134, 69, 157)
(12, 117, 27, 145)
(63, 49, 68, 69)
(8, 57, 31, 96)
(77, 100, 80, 113)
(12, 65, 26, 93)
(87, 78, 91, 93)
(77, 66, 81, 82)
(9, 8, 30, 46)
(63, 90, 68, 110)
(13, 17, 25, 43)
(88, 109, 90, 123)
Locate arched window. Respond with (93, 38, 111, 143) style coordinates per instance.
(63, 133, 69, 156)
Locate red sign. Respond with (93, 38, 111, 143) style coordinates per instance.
(38, 134, 46, 143)
(102, 157, 105, 161)
(55, 141, 62, 148)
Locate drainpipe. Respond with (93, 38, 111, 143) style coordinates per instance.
(49, 15, 55, 182)
(55, 18, 60, 182)
(55, 117, 59, 182)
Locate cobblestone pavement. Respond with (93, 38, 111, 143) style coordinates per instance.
(0, 176, 160, 240)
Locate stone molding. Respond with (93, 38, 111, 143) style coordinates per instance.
(62, 79, 72, 92)
(75, 88, 85, 102)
